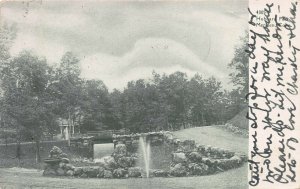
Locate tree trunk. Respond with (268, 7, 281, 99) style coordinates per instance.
(35, 139, 41, 163)
(78, 113, 81, 134)
(5, 135, 8, 150)
(16, 140, 21, 167)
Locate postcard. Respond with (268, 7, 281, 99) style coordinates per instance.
(0, 0, 298, 189)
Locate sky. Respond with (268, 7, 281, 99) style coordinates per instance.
(1, 0, 248, 91)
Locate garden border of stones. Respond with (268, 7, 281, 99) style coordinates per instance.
(43, 132, 247, 179)
(220, 123, 248, 137)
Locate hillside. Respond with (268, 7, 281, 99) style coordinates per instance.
(227, 108, 248, 130)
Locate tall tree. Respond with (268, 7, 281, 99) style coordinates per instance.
(228, 32, 249, 104)
(0, 23, 17, 132)
(81, 79, 119, 132)
(54, 52, 84, 135)
(1, 51, 57, 162)
(0, 23, 17, 68)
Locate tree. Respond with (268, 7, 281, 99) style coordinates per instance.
(162, 72, 189, 130)
(228, 32, 249, 104)
(0, 23, 17, 68)
(187, 74, 206, 125)
(1, 51, 58, 162)
(54, 52, 84, 136)
(81, 79, 119, 132)
(0, 23, 17, 138)
(110, 89, 125, 129)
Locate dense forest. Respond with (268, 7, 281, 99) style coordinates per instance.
(0, 24, 248, 143)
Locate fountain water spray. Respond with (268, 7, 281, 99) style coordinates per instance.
(139, 136, 151, 178)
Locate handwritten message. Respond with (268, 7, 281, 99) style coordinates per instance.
(248, 1, 300, 188)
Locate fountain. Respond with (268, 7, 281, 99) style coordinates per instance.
(139, 136, 151, 178)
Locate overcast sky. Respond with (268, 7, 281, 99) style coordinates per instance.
(1, 0, 248, 91)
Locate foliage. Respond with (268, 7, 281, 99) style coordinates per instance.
(0, 26, 249, 143)
(109, 71, 241, 132)
(80, 79, 120, 132)
(228, 32, 249, 106)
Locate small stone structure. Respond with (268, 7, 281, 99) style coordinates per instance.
(43, 146, 75, 177)
(43, 132, 247, 178)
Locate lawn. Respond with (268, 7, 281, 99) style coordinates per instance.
(0, 126, 248, 189)
(173, 126, 248, 153)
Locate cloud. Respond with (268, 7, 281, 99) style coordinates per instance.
(1, 6, 87, 30)
(10, 33, 66, 64)
(3, 1, 248, 90)
(81, 38, 226, 90)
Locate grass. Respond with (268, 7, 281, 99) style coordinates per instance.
(0, 126, 248, 189)
(0, 140, 92, 169)
(0, 165, 247, 189)
(173, 126, 248, 153)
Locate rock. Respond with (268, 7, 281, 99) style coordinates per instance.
(103, 170, 113, 178)
(83, 166, 100, 178)
(114, 144, 127, 157)
(147, 169, 155, 178)
(217, 158, 242, 171)
(173, 138, 181, 145)
(224, 150, 235, 158)
(56, 168, 66, 176)
(117, 156, 133, 168)
(59, 162, 66, 168)
(181, 140, 196, 152)
(206, 145, 212, 152)
(188, 163, 204, 175)
(172, 153, 187, 163)
(97, 167, 105, 178)
(96, 156, 117, 169)
(82, 158, 90, 163)
(188, 152, 202, 162)
(230, 155, 242, 164)
(235, 153, 247, 162)
(130, 156, 138, 166)
(65, 163, 75, 171)
(217, 148, 225, 157)
(44, 163, 51, 169)
(170, 163, 187, 177)
(61, 158, 70, 163)
(94, 158, 103, 164)
(199, 163, 209, 173)
(50, 146, 63, 158)
(50, 146, 63, 154)
(43, 168, 56, 176)
(210, 147, 218, 154)
(196, 145, 206, 155)
(113, 168, 127, 178)
(74, 167, 83, 176)
(165, 132, 173, 141)
(240, 154, 248, 162)
(217, 159, 230, 170)
(66, 170, 74, 176)
(128, 167, 142, 178)
(202, 157, 213, 166)
(60, 153, 68, 158)
(80, 173, 88, 178)
(153, 169, 169, 177)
